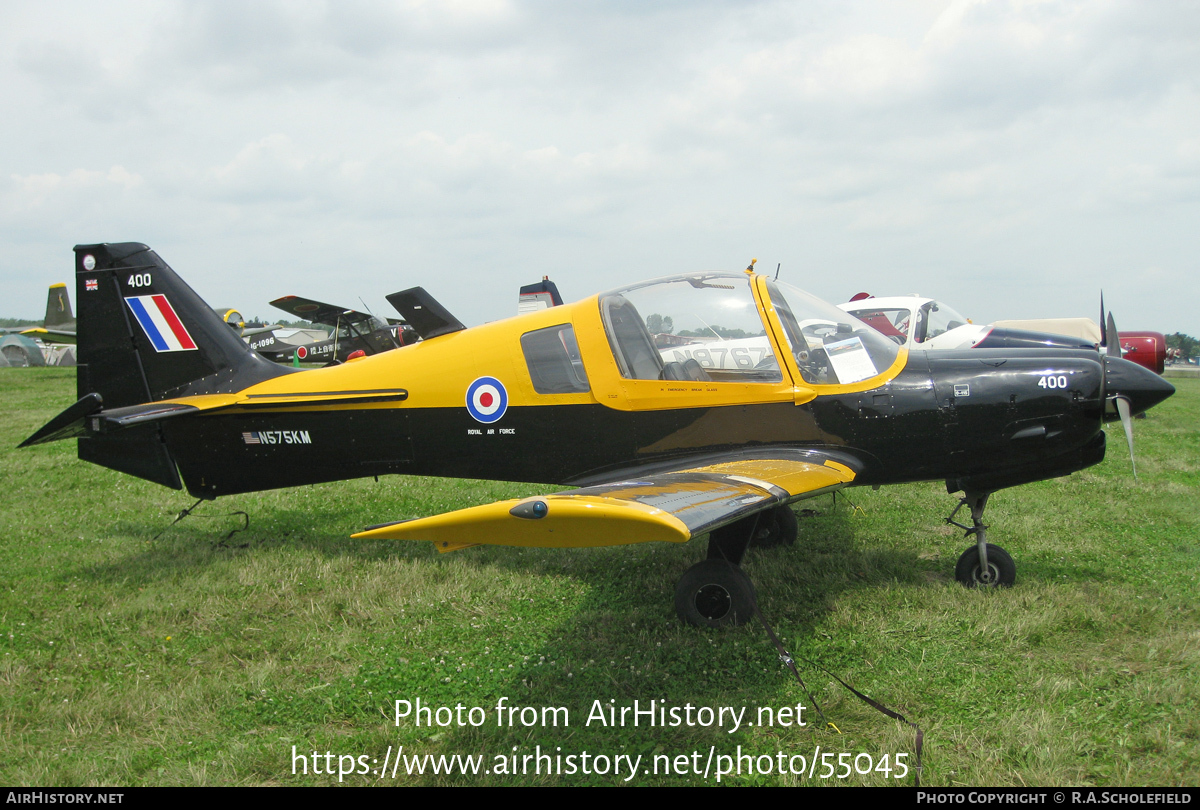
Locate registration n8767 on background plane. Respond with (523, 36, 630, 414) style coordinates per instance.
(22, 244, 1174, 626)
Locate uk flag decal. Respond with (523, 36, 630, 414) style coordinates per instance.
(125, 295, 198, 352)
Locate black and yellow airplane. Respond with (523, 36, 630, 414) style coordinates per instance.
(21, 243, 1175, 627)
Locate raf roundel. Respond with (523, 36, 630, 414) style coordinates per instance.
(466, 376, 508, 424)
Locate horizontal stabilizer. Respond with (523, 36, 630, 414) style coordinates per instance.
(92, 402, 201, 430)
(20, 396, 204, 448)
(22, 386, 412, 448)
(19, 393, 103, 447)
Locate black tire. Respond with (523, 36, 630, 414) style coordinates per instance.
(954, 543, 1016, 588)
(751, 505, 799, 549)
(674, 559, 757, 627)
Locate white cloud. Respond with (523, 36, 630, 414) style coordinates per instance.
(0, 0, 1197, 334)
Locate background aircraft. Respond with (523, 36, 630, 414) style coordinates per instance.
(211, 307, 283, 340)
(22, 243, 1173, 627)
(839, 293, 1098, 352)
(256, 295, 416, 363)
(245, 325, 331, 360)
(843, 293, 1168, 374)
(518, 276, 564, 314)
(5, 283, 77, 345)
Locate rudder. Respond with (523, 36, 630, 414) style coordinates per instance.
(44, 283, 73, 329)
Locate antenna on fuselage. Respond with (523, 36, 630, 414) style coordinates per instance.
(694, 314, 723, 342)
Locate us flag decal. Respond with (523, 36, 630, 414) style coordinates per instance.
(124, 294, 198, 352)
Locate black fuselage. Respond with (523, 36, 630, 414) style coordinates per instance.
(161, 347, 1131, 500)
(43, 243, 1172, 506)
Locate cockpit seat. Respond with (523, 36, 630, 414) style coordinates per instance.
(601, 295, 663, 380)
(681, 358, 710, 381)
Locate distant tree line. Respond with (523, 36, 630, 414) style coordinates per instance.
(645, 314, 674, 334)
(251, 317, 333, 333)
(643, 313, 768, 340)
(676, 326, 757, 339)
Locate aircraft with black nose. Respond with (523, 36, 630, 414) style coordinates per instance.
(21, 244, 1174, 627)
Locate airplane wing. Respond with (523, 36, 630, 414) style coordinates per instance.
(240, 323, 283, 338)
(353, 451, 857, 552)
(19, 327, 77, 345)
(269, 295, 375, 327)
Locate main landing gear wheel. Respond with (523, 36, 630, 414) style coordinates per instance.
(954, 543, 1015, 588)
(674, 559, 757, 628)
(750, 505, 798, 549)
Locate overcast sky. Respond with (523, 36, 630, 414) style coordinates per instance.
(3, 0, 1198, 336)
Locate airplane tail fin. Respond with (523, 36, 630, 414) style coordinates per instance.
(44, 283, 73, 328)
(75, 242, 291, 405)
(25, 243, 292, 491)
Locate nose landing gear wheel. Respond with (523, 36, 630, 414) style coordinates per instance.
(954, 543, 1015, 588)
(675, 559, 757, 627)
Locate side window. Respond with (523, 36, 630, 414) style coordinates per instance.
(521, 324, 590, 394)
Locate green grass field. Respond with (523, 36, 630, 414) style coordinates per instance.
(1, 369, 1196, 786)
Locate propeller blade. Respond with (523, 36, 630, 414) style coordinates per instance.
(1099, 291, 1106, 347)
(1115, 395, 1137, 480)
(1106, 312, 1120, 359)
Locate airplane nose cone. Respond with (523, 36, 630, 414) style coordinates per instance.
(1104, 355, 1175, 418)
